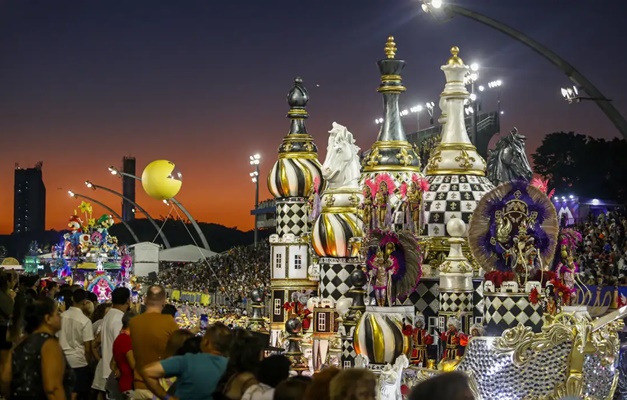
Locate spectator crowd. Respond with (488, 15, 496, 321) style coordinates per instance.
(155, 243, 271, 307)
(0, 274, 479, 400)
(575, 211, 627, 286)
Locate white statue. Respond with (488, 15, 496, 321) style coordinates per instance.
(322, 122, 361, 190)
(355, 354, 370, 369)
(378, 354, 409, 400)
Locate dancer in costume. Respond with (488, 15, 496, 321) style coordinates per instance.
(370, 247, 394, 307)
(410, 313, 433, 367)
(439, 316, 467, 361)
(374, 181, 389, 229)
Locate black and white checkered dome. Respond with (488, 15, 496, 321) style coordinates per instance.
(423, 174, 494, 237)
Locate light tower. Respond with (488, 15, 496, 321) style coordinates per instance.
(267, 77, 324, 346)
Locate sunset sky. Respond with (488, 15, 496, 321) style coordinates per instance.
(0, 0, 625, 235)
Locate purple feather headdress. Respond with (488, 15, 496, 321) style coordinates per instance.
(468, 180, 559, 273)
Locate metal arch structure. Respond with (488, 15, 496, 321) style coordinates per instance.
(423, 2, 627, 140)
(86, 182, 171, 248)
(69, 191, 140, 243)
(108, 168, 212, 250)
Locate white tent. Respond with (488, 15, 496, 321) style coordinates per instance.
(158, 245, 216, 263)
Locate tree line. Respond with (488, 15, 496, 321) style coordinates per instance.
(532, 131, 627, 202)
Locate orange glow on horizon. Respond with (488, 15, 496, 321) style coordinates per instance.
(0, 153, 274, 236)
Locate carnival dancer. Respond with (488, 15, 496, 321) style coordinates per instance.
(438, 316, 467, 361)
(404, 178, 424, 233)
(410, 313, 433, 367)
(369, 247, 394, 307)
(374, 181, 388, 229)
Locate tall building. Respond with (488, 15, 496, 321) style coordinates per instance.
(13, 162, 46, 234)
(122, 156, 136, 222)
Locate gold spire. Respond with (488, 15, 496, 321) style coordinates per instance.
(385, 36, 396, 59)
(447, 46, 464, 65)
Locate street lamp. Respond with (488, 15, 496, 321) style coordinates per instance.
(67, 190, 140, 243)
(249, 154, 261, 246)
(465, 65, 480, 145)
(425, 102, 435, 125)
(419, 0, 627, 139)
(560, 85, 611, 104)
(488, 80, 503, 113)
(107, 166, 212, 250)
(410, 105, 424, 131)
(84, 180, 171, 248)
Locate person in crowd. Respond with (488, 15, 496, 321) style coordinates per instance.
(159, 329, 196, 393)
(59, 289, 95, 400)
(90, 302, 112, 398)
(1, 297, 75, 400)
(0, 272, 15, 348)
(91, 303, 112, 336)
(83, 301, 95, 319)
(162, 304, 178, 318)
(408, 371, 474, 400)
(108, 310, 137, 400)
(241, 355, 290, 400)
(57, 287, 74, 312)
(130, 285, 178, 399)
(164, 333, 203, 396)
(216, 331, 264, 400)
(46, 281, 60, 300)
(302, 367, 340, 400)
(142, 322, 232, 400)
(95, 288, 131, 398)
(273, 377, 311, 400)
(329, 369, 377, 400)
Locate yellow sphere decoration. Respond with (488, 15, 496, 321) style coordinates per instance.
(141, 160, 182, 200)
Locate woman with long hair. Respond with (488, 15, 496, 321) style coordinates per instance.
(215, 330, 263, 400)
(1, 297, 75, 400)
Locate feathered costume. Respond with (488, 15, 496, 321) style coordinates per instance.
(365, 229, 422, 306)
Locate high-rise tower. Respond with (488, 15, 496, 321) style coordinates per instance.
(122, 156, 136, 222)
(13, 162, 46, 234)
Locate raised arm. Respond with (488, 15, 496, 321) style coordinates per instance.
(41, 338, 67, 400)
(0, 350, 12, 398)
(142, 361, 171, 400)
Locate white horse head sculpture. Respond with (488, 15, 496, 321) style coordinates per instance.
(322, 122, 361, 190)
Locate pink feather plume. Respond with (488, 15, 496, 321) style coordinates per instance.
(400, 182, 408, 198)
(313, 176, 320, 194)
(412, 174, 430, 192)
(363, 178, 377, 199)
(375, 173, 396, 194)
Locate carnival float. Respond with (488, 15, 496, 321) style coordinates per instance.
(44, 201, 137, 301)
(260, 37, 624, 400)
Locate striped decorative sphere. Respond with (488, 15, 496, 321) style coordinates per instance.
(268, 157, 323, 199)
(312, 189, 363, 258)
(354, 310, 410, 364)
(312, 212, 364, 258)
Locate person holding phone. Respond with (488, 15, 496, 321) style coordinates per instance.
(200, 315, 208, 330)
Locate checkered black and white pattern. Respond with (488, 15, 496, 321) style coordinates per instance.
(423, 174, 493, 236)
(276, 200, 307, 237)
(439, 291, 473, 313)
(320, 263, 356, 301)
(473, 280, 484, 321)
(401, 279, 440, 319)
(484, 294, 543, 336)
(341, 339, 357, 368)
